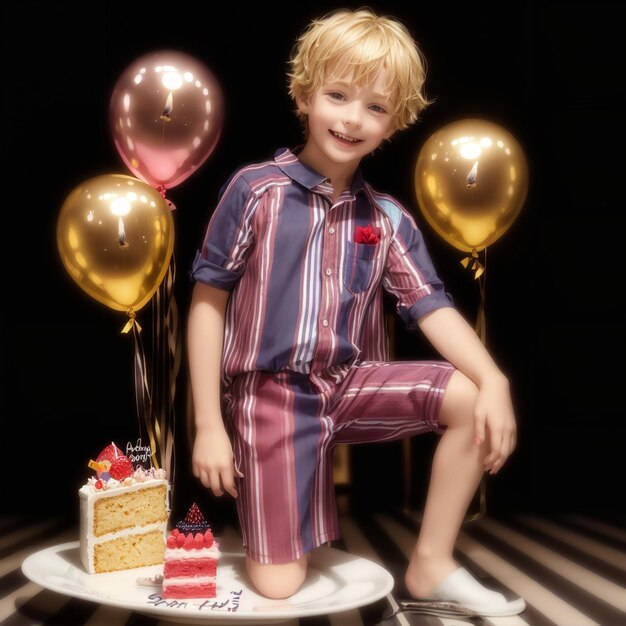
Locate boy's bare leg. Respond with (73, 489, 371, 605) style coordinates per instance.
(244, 370, 485, 600)
(405, 370, 487, 598)
(246, 553, 309, 599)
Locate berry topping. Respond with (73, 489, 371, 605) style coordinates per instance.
(167, 535, 177, 549)
(96, 442, 124, 464)
(203, 529, 214, 547)
(175, 503, 210, 534)
(95, 480, 103, 490)
(193, 533, 204, 548)
(171, 528, 180, 537)
(176, 533, 185, 547)
(183, 534, 194, 550)
(110, 456, 133, 480)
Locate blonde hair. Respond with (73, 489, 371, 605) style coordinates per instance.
(288, 7, 432, 132)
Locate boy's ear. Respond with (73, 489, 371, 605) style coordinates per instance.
(295, 91, 310, 115)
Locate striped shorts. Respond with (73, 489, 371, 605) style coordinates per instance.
(225, 360, 455, 563)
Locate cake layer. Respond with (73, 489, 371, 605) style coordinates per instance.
(93, 483, 168, 537)
(93, 529, 165, 573)
(163, 575, 217, 585)
(163, 581, 216, 599)
(165, 544, 220, 559)
(164, 558, 218, 578)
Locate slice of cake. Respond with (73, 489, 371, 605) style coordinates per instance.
(162, 503, 220, 599)
(79, 442, 170, 574)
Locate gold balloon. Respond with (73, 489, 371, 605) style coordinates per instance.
(414, 118, 528, 253)
(57, 174, 175, 313)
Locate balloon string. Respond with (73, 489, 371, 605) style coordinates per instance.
(464, 479, 487, 524)
(465, 247, 487, 524)
(165, 256, 180, 500)
(459, 245, 488, 524)
(475, 247, 487, 345)
(130, 318, 161, 470)
(150, 248, 180, 501)
(152, 260, 162, 472)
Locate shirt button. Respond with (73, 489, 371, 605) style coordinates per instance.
(328, 227, 335, 235)
(322, 319, 329, 327)
(325, 268, 332, 276)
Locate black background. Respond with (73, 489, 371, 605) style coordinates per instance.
(2, 2, 624, 528)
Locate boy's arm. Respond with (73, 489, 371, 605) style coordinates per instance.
(187, 281, 239, 497)
(418, 306, 517, 474)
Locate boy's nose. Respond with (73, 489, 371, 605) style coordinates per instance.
(342, 104, 363, 128)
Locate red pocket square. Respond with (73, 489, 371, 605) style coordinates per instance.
(354, 224, 380, 244)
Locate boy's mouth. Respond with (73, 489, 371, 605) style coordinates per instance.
(330, 130, 362, 144)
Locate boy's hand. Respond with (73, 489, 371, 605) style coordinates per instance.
(473, 374, 517, 475)
(192, 423, 243, 498)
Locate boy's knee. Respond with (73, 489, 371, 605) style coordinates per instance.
(245, 554, 308, 599)
(439, 371, 479, 428)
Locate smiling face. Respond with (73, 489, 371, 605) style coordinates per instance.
(296, 67, 397, 181)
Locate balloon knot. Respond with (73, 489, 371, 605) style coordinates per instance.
(460, 249, 485, 279)
(157, 185, 167, 199)
(121, 308, 142, 334)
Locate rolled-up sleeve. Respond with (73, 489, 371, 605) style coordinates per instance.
(383, 209, 454, 329)
(190, 173, 256, 291)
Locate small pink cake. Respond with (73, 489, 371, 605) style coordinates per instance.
(162, 503, 220, 599)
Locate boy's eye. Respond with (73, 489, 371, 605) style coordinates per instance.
(370, 104, 387, 114)
(328, 91, 345, 101)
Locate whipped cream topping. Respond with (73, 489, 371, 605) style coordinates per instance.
(80, 466, 167, 494)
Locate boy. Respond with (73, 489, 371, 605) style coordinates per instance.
(188, 8, 525, 616)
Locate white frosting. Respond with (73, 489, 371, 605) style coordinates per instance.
(79, 476, 169, 500)
(165, 544, 220, 559)
(79, 477, 170, 574)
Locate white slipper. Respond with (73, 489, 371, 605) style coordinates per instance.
(429, 567, 526, 616)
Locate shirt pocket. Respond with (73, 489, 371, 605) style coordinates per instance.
(343, 241, 380, 294)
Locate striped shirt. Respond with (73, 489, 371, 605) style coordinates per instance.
(191, 147, 453, 392)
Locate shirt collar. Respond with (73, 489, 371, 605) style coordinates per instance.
(274, 147, 366, 197)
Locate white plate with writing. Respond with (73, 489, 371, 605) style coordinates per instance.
(22, 541, 394, 624)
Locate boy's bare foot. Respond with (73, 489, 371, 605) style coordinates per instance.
(405, 560, 527, 616)
(405, 555, 458, 598)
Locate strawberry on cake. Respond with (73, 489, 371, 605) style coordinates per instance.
(163, 503, 220, 599)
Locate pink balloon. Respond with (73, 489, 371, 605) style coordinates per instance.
(110, 50, 224, 190)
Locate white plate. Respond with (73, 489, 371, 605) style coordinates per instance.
(22, 541, 394, 625)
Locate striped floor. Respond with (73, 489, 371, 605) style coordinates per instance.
(1, 511, 624, 625)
